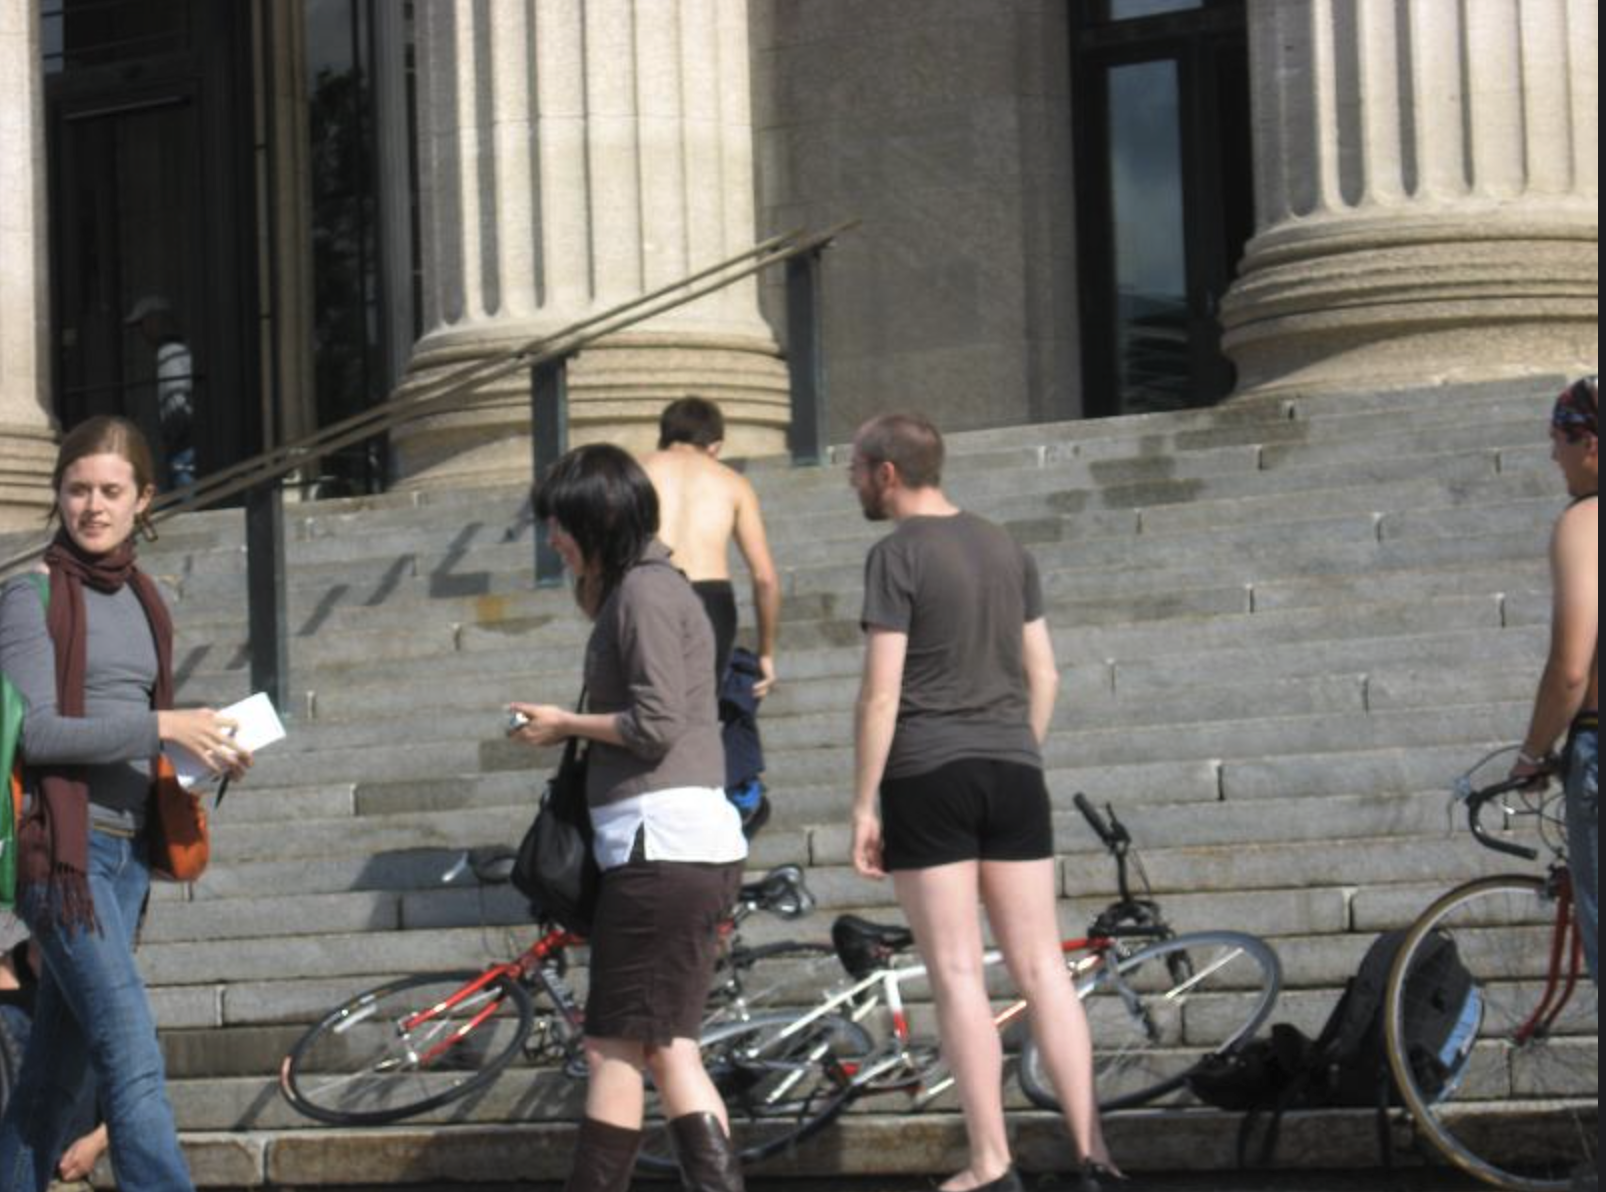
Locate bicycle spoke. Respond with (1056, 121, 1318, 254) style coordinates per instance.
(1019, 931, 1282, 1114)
(1387, 876, 1597, 1192)
(281, 972, 536, 1127)
(635, 1012, 872, 1175)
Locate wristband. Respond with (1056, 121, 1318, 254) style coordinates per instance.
(1517, 750, 1552, 769)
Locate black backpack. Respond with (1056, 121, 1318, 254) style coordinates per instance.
(1188, 929, 1480, 1168)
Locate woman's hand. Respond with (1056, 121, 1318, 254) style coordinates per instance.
(852, 809, 887, 881)
(157, 709, 252, 779)
(508, 703, 573, 749)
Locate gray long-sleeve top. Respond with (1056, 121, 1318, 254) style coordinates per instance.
(0, 575, 161, 831)
(583, 543, 725, 808)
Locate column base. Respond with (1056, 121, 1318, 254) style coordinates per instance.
(0, 421, 58, 533)
(388, 330, 792, 492)
(1222, 205, 1599, 399)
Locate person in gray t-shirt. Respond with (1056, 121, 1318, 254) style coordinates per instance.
(849, 413, 1120, 1192)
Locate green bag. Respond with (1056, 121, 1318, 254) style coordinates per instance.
(1, 574, 50, 910)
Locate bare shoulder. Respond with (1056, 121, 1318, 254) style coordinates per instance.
(1553, 497, 1599, 560)
(1557, 496, 1599, 537)
(724, 462, 761, 502)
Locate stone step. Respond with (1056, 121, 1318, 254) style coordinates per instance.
(170, 568, 1534, 699)
(152, 470, 1559, 610)
(143, 1105, 1529, 1184)
(217, 664, 1530, 775)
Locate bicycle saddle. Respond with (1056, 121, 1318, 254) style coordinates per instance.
(832, 916, 917, 979)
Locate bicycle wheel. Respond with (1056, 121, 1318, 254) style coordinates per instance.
(1019, 930, 1282, 1112)
(705, 941, 840, 1027)
(1384, 875, 1598, 1192)
(280, 970, 535, 1126)
(635, 1011, 874, 1174)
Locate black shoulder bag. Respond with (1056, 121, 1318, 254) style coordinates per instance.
(512, 695, 600, 935)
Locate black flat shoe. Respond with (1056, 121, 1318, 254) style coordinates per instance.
(935, 1171, 1027, 1192)
(1071, 1160, 1127, 1192)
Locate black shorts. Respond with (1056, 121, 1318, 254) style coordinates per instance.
(880, 758, 1055, 872)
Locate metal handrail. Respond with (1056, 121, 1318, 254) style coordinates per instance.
(0, 221, 856, 576)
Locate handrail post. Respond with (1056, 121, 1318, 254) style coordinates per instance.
(532, 357, 571, 588)
(245, 481, 290, 714)
(786, 245, 829, 466)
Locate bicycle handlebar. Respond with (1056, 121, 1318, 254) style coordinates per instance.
(1074, 793, 1129, 851)
(1464, 776, 1545, 862)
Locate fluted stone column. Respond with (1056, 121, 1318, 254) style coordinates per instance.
(1222, 0, 1599, 398)
(0, 0, 59, 529)
(393, 0, 790, 489)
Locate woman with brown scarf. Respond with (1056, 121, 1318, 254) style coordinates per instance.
(0, 418, 247, 1192)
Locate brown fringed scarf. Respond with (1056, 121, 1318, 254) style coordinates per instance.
(17, 532, 174, 933)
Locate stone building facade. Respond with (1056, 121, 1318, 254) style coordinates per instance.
(0, 0, 1597, 527)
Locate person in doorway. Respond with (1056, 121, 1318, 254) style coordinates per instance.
(0, 938, 108, 1188)
(124, 296, 197, 489)
(847, 413, 1121, 1192)
(641, 398, 781, 695)
(1511, 375, 1598, 992)
(0, 416, 250, 1192)
(510, 444, 750, 1192)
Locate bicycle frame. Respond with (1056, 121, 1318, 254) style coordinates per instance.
(742, 935, 1122, 1111)
(1461, 774, 1588, 1047)
(1514, 866, 1586, 1047)
(396, 928, 586, 1062)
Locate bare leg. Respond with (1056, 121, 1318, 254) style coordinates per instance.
(980, 860, 1119, 1174)
(645, 1037, 732, 1132)
(895, 863, 1014, 1192)
(583, 1037, 648, 1129)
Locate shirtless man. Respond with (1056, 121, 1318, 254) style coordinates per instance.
(643, 398, 781, 697)
(1511, 376, 1598, 990)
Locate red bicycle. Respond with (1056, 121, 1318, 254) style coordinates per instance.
(277, 859, 821, 1129)
(1382, 753, 1598, 1192)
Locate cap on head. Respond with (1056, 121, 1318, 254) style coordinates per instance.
(1553, 375, 1599, 443)
(124, 295, 173, 327)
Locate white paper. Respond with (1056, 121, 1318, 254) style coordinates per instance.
(168, 692, 287, 792)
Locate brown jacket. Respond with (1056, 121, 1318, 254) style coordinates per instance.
(584, 542, 724, 807)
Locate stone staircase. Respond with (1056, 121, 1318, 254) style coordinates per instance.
(3, 377, 1585, 1188)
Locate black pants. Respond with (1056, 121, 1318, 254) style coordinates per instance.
(694, 581, 738, 683)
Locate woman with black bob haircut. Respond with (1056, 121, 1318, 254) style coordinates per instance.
(511, 444, 750, 1192)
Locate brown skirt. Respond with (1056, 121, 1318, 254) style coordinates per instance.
(585, 855, 743, 1047)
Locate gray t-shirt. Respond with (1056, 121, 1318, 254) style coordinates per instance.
(861, 512, 1045, 781)
(0, 576, 161, 832)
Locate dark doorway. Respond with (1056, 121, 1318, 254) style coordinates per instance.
(1072, 0, 1253, 417)
(44, 0, 261, 490)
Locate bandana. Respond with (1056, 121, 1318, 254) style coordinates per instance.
(1553, 376, 1598, 443)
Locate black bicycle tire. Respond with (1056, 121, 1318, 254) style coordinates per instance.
(280, 970, 536, 1127)
(635, 1011, 871, 1174)
(1018, 929, 1283, 1113)
(1384, 873, 1594, 1192)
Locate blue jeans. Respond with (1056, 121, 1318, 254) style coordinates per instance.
(1566, 728, 1599, 984)
(0, 832, 193, 1192)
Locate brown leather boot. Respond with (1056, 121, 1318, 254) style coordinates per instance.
(668, 1113, 746, 1191)
(564, 1117, 644, 1192)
